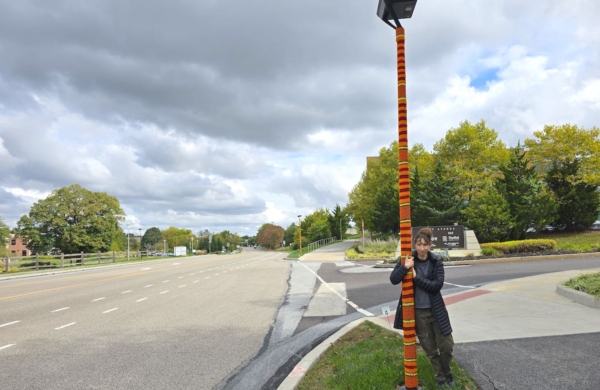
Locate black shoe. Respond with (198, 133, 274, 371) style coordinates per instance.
(437, 380, 447, 388)
(445, 374, 456, 387)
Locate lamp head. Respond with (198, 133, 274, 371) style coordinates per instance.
(377, 0, 418, 21)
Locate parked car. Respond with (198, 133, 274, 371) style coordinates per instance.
(541, 225, 555, 232)
(591, 221, 600, 231)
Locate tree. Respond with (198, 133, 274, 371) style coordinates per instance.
(284, 223, 297, 247)
(15, 184, 124, 254)
(371, 181, 399, 234)
(496, 144, 557, 239)
(0, 216, 10, 257)
(524, 124, 600, 186)
(545, 160, 600, 231)
(416, 160, 465, 227)
(434, 120, 510, 201)
(162, 227, 193, 252)
(328, 204, 350, 240)
(141, 227, 162, 250)
(347, 142, 398, 233)
(461, 187, 513, 243)
(256, 224, 284, 249)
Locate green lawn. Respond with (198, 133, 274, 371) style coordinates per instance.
(536, 231, 600, 252)
(297, 320, 478, 390)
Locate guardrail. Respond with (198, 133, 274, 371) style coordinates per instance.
(2, 250, 153, 273)
(304, 237, 336, 253)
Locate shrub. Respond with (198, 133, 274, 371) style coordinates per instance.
(481, 247, 500, 256)
(480, 239, 557, 254)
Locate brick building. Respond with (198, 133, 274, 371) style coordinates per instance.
(8, 235, 31, 257)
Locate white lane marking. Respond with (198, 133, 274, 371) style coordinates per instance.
(190, 273, 195, 276)
(122, 290, 132, 294)
(444, 282, 476, 289)
(103, 308, 118, 314)
(193, 280, 199, 283)
(178, 276, 183, 279)
(0, 344, 16, 350)
(179, 285, 186, 288)
(298, 262, 374, 317)
(163, 280, 170, 283)
(0, 321, 20, 328)
(136, 298, 148, 303)
(144, 285, 153, 288)
(159, 290, 169, 294)
(215, 273, 220, 276)
(172, 263, 181, 265)
(141, 267, 152, 271)
(51, 307, 70, 313)
(92, 297, 105, 302)
(55, 322, 76, 330)
(205, 277, 210, 279)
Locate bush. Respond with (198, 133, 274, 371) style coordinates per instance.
(481, 247, 500, 256)
(480, 239, 557, 254)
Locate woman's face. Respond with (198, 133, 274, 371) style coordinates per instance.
(415, 238, 432, 258)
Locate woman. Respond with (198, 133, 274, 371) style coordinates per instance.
(390, 227, 455, 388)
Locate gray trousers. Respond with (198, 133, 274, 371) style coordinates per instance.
(415, 308, 454, 381)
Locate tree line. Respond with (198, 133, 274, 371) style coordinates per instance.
(347, 121, 600, 243)
(2, 184, 249, 255)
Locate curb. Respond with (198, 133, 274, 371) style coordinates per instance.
(556, 284, 600, 309)
(371, 251, 600, 268)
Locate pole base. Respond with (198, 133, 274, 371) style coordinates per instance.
(397, 386, 422, 390)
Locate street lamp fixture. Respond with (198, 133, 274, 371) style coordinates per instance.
(297, 215, 302, 256)
(376, 1, 419, 390)
(138, 228, 142, 250)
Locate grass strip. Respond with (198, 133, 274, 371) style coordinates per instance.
(564, 272, 600, 299)
(297, 320, 478, 390)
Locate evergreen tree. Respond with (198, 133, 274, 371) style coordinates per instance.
(418, 160, 465, 227)
(371, 180, 399, 234)
(496, 144, 557, 239)
(546, 160, 600, 231)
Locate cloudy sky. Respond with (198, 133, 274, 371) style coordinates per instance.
(1, 0, 599, 237)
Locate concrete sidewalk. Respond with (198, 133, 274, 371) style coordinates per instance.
(279, 268, 600, 390)
(298, 240, 356, 262)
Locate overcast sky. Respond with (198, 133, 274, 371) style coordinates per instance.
(1, 0, 599, 237)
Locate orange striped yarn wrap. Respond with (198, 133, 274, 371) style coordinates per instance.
(397, 26, 418, 389)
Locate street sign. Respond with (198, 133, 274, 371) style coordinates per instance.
(411, 225, 465, 249)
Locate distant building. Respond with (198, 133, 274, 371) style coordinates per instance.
(9, 234, 31, 257)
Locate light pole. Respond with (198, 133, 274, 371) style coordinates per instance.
(376, 1, 419, 390)
(163, 239, 166, 255)
(138, 228, 142, 251)
(340, 218, 343, 241)
(297, 215, 302, 256)
(126, 222, 130, 261)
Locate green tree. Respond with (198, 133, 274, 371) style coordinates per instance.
(284, 223, 297, 247)
(416, 160, 465, 227)
(141, 227, 162, 250)
(347, 142, 398, 233)
(496, 144, 557, 239)
(461, 187, 513, 243)
(524, 124, 600, 186)
(162, 227, 193, 252)
(434, 120, 510, 201)
(371, 181, 399, 234)
(409, 143, 434, 179)
(0, 216, 10, 257)
(15, 184, 124, 254)
(328, 204, 350, 240)
(545, 160, 600, 231)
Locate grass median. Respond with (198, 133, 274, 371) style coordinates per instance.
(297, 320, 478, 390)
(564, 272, 600, 299)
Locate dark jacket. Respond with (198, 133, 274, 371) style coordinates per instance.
(390, 251, 452, 336)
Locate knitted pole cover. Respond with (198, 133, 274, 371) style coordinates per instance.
(396, 26, 418, 390)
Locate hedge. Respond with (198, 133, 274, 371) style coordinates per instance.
(480, 239, 557, 254)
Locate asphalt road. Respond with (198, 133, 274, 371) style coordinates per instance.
(0, 250, 290, 390)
